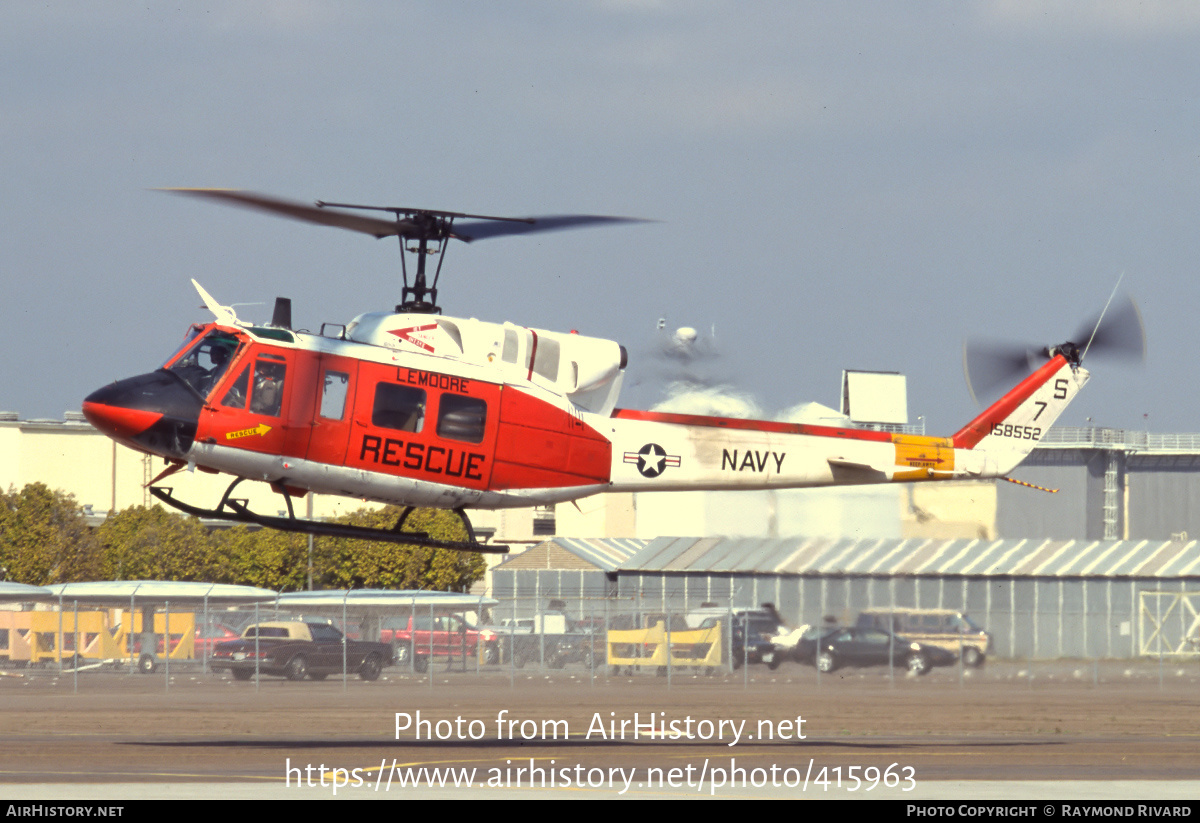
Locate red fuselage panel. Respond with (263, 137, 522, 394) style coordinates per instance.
(191, 340, 611, 492)
(342, 362, 501, 490)
(491, 387, 611, 489)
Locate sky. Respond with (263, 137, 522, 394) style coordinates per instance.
(3, 1, 1199, 435)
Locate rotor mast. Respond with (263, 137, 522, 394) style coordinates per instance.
(316, 202, 532, 314)
(398, 212, 448, 314)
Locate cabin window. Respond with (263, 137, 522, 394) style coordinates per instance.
(247, 326, 295, 343)
(372, 384, 425, 432)
(501, 329, 519, 364)
(249, 358, 287, 417)
(320, 370, 350, 420)
(532, 336, 560, 381)
(220, 365, 250, 409)
(437, 394, 487, 443)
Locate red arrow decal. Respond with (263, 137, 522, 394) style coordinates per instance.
(388, 324, 438, 352)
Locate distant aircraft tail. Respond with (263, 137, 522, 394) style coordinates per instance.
(951, 353, 1089, 476)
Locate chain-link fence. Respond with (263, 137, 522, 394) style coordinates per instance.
(8, 586, 1200, 689)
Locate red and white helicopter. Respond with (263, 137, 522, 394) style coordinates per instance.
(82, 190, 1144, 553)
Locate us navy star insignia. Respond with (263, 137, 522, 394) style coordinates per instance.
(623, 443, 681, 478)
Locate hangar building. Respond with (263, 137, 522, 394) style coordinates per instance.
(491, 535, 1200, 661)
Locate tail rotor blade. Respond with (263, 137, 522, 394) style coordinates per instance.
(963, 293, 1146, 407)
(1074, 296, 1146, 362)
(962, 340, 1045, 406)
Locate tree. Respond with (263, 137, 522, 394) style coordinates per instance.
(96, 505, 217, 581)
(0, 486, 485, 592)
(318, 506, 486, 592)
(0, 484, 103, 584)
(205, 505, 485, 592)
(213, 525, 310, 591)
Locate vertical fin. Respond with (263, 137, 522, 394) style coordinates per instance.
(952, 355, 1088, 467)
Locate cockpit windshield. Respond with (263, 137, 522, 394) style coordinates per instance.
(166, 328, 243, 399)
(162, 324, 205, 368)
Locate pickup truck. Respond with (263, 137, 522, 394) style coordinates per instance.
(379, 613, 500, 672)
(210, 621, 394, 681)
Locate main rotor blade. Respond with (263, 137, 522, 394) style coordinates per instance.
(160, 189, 409, 239)
(453, 214, 652, 242)
(1072, 295, 1146, 362)
(162, 189, 651, 244)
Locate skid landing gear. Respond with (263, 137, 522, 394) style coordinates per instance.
(150, 479, 508, 554)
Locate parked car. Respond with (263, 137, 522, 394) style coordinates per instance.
(380, 614, 498, 672)
(210, 621, 393, 681)
(770, 623, 841, 667)
(150, 620, 240, 658)
(487, 613, 604, 669)
(855, 609, 992, 667)
(697, 610, 781, 669)
(191, 621, 241, 656)
(813, 627, 957, 676)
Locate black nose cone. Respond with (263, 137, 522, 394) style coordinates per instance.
(83, 371, 202, 458)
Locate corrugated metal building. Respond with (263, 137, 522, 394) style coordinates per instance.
(618, 536, 1200, 660)
(490, 538, 643, 602)
(1000, 429, 1200, 541)
(493, 536, 1200, 660)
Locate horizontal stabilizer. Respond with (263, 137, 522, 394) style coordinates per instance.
(828, 457, 874, 471)
(827, 457, 888, 483)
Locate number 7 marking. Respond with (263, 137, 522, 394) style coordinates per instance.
(1033, 401, 1047, 421)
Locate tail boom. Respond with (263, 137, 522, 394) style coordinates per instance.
(593, 355, 1088, 494)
